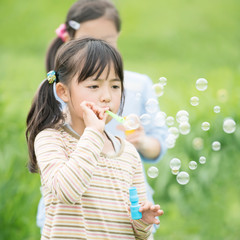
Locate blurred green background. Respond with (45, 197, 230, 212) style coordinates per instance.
(0, 0, 240, 239)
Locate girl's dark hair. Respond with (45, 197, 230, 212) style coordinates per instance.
(46, 0, 121, 72)
(26, 38, 124, 173)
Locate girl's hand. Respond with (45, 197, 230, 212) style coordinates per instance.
(80, 101, 109, 133)
(117, 124, 161, 159)
(117, 124, 146, 149)
(139, 201, 164, 225)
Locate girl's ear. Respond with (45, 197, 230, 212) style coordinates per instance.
(56, 82, 69, 102)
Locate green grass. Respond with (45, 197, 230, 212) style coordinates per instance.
(1, 0, 240, 239)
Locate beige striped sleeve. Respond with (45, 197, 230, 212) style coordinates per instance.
(34, 127, 104, 205)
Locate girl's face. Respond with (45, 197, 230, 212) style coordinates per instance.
(73, 17, 119, 48)
(66, 65, 122, 125)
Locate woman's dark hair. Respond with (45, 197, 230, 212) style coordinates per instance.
(46, 0, 121, 72)
(26, 38, 124, 173)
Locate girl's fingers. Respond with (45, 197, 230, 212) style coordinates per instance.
(82, 101, 109, 119)
(154, 219, 160, 225)
(158, 209, 164, 216)
(139, 201, 151, 212)
(150, 204, 160, 211)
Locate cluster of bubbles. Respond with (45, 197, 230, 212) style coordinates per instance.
(145, 77, 238, 185)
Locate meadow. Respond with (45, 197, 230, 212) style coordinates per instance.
(0, 0, 240, 239)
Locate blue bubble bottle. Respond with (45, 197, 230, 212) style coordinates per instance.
(129, 187, 142, 220)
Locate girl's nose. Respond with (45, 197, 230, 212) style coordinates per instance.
(100, 89, 111, 103)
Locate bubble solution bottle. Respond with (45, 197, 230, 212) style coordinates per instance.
(129, 187, 142, 220)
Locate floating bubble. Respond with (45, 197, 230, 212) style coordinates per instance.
(168, 127, 179, 139)
(176, 171, 190, 185)
(159, 76, 167, 86)
(192, 137, 204, 150)
(199, 156, 206, 164)
(189, 161, 197, 170)
(123, 114, 140, 130)
(196, 78, 208, 91)
(223, 118, 236, 134)
(213, 105, 221, 113)
(154, 111, 166, 127)
(166, 116, 174, 126)
(217, 89, 228, 102)
(152, 83, 164, 97)
(170, 158, 181, 170)
(212, 141, 221, 151)
(140, 114, 151, 125)
(201, 122, 210, 131)
(176, 110, 189, 123)
(145, 98, 159, 114)
(190, 96, 199, 106)
(179, 122, 191, 135)
(171, 168, 179, 175)
(166, 134, 176, 149)
(147, 166, 159, 178)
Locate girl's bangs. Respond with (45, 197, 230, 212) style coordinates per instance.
(75, 42, 122, 82)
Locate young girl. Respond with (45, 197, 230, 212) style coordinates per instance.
(26, 38, 163, 239)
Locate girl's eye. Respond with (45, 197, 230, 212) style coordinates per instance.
(112, 85, 120, 89)
(88, 85, 99, 89)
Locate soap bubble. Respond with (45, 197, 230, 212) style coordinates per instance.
(170, 158, 181, 170)
(176, 171, 190, 185)
(217, 89, 228, 102)
(212, 141, 221, 151)
(223, 118, 236, 134)
(166, 134, 176, 149)
(199, 156, 206, 164)
(192, 137, 204, 150)
(201, 122, 210, 131)
(145, 98, 159, 113)
(140, 114, 151, 125)
(154, 111, 166, 127)
(152, 83, 164, 97)
(147, 166, 159, 178)
(189, 161, 197, 170)
(166, 116, 175, 126)
(159, 76, 167, 86)
(196, 78, 208, 91)
(213, 105, 221, 113)
(190, 96, 199, 106)
(168, 127, 179, 139)
(123, 114, 140, 130)
(179, 122, 191, 135)
(176, 110, 189, 123)
(171, 168, 179, 175)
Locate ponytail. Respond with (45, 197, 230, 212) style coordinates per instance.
(26, 80, 64, 173)
(45, 37, 64, 72)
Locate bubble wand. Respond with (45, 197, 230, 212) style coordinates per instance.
(105, 110, 125, 123)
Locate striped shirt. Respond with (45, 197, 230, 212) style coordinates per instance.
(34, 126, 152, 239)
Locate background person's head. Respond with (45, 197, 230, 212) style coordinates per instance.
(46, 0, 121, 72)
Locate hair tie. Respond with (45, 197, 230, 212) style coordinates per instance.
(69, 20, 80, 30)
(47, 70, 56, 84)
(56, 24, 66, 42)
